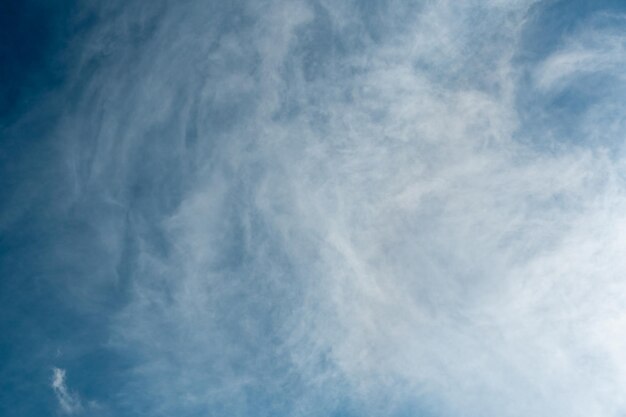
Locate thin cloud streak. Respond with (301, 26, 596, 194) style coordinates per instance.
(51, 368, 82, 414)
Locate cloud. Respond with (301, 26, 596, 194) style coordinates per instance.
(534, 14, 626, 91)
(531, 12, 626, 149)
(15, 1, 626, 416)
(51, 368, 82, 414)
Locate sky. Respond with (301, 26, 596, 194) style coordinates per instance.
(2, 0, 626, 416)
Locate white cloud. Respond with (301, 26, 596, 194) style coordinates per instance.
(51, 368, 82, 415)
(42, 1, 626, 416)
(249, 3, 626, 416)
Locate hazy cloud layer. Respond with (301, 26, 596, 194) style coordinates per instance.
(3, 1, 626, 416)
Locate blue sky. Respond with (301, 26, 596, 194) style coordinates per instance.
(2, 1, 626, 416)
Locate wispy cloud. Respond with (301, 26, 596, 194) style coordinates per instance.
(535, 14, 626, 91)
(51, 368, 82, 414)
(6, 1, 626, 416)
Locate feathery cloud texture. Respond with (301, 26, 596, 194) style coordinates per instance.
(2, 1, 626, 416)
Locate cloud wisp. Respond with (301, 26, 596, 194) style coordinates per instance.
(51, 368, 82, 415)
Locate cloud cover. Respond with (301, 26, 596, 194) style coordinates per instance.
(3, 0, 626, 416)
